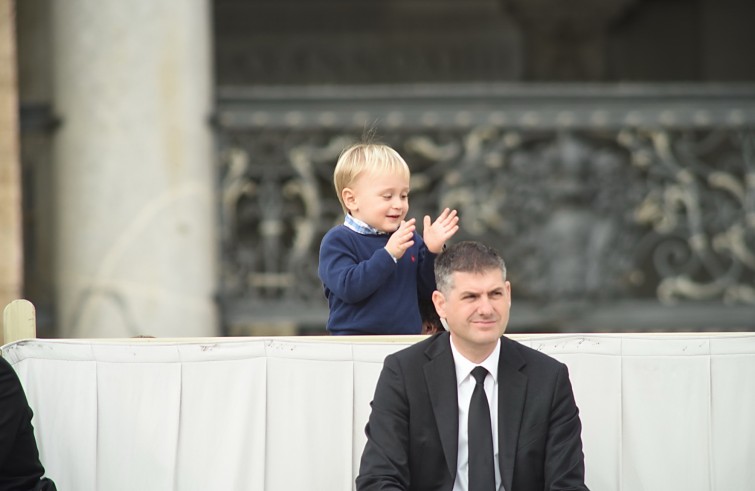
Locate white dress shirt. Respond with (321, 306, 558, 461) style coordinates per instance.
(450, 337, 502, 491)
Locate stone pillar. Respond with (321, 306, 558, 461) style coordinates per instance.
(51, 1, 217, 337)
(0, 0, 22, 344)
(17, 0, 56, 338)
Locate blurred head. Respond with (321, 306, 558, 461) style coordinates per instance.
(432, 241, 511, 362)
(334, 143, 411, 233)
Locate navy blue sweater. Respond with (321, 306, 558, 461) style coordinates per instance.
(318, 225, 437, 335)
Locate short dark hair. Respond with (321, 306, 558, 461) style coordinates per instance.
(434, 241, 507, 294)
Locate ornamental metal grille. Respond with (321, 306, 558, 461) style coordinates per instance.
(215, 84, 755, 334)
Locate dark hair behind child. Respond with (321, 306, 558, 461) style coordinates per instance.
(419, 295, 443, 334)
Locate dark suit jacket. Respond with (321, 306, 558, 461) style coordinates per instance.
(0, 356, 56, 491)
(356, 332, 588, 491)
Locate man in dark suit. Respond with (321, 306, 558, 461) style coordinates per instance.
(356, 241, 589, 491)
(0, 356, 57, 490)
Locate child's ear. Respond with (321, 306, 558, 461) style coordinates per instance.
(342, 188, 358, 212)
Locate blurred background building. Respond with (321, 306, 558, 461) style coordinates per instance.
(4, 0, 755, 340)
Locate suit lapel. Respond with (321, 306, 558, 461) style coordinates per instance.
(424, 332, 459, 481)
(498, 337, 527, 491)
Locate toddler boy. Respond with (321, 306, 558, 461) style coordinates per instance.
(318, 142, 459, 335)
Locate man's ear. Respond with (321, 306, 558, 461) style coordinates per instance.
(342, 188, 357, 212)
(432, 290, 446, 319)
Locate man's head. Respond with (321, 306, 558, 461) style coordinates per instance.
(334, 143, 411, 233)
(432, 241, 511, 362)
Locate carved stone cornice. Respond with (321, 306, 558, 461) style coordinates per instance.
(217, 83, 755, 130)
(215, 83, 755, 333)
(500, 0, 640, 80)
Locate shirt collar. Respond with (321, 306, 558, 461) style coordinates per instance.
(450, 337, 501, 385)
(344, 214, 387, 235)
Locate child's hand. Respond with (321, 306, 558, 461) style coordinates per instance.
(423, 208, 459, 253)
(385, 218, 416, 260)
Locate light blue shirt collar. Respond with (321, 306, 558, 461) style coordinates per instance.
(344, 214, 387, 235)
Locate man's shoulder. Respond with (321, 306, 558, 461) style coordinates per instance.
(389, 332, 448, 361)
(502, 335, 566, 370)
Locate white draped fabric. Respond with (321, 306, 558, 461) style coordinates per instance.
(2, 334, 754, 491)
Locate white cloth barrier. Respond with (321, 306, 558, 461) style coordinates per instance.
(2, 333, 755, 491)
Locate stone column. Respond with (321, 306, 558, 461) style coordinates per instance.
(51, 1, 217, 337)
(17, 0, 56, 338)
(0, 0, 22, 343)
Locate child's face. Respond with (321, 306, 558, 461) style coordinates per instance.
(344, 171, 410, 233)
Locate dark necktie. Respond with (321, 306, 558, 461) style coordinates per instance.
(469, 366, 495, 491)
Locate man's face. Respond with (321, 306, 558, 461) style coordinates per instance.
(344, 171, 410, 233)
(432, 268, 511, 357)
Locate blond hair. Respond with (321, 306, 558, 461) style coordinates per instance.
(333, 143, 411, 214)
